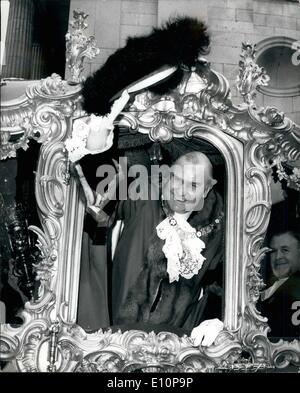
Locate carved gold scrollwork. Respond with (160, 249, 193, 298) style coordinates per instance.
(119, 64, 232, 143)
(243, 329, 300, 369)
(28, 225, 57, 299)
(239, 138, 273, 355)
(0, 334, 20, 361)
(0, 116, 33, 160)
(65, 10, 100, 85)
(241, 121, 300, 366)
(38, 74, 66, 96)
(273, 344, 300, 369)
(275, 161, 300, 191)
(0, 73, 83, 366)
(67, 329, 241, 373)
(16, 321, 50, 372)
(248, 106, 300, 165)
(0, 74, 82, 161)
(237, 43, 270, 106)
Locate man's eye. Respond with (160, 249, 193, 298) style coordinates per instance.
(282, 248, 289, 253)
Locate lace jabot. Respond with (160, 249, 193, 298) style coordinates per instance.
(156, 214, 206, 283)
(156, 198, 224, 283)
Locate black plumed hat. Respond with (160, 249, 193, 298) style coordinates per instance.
(81, 16, 210, 116)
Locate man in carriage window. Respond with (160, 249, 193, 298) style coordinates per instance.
(260, 227, 300, 340)
(65, 17, 225, 347)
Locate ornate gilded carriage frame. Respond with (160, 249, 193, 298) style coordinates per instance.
(1, 14, 300, 373)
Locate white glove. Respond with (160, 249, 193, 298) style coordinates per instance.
(85, 89, 130, 152)
(190, 318, 224, 347)
(65, 90, 130, 162)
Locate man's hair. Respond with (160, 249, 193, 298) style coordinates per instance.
(174, 151, 216, 186)
(175, 151, 212, 166)
(270, 226, 300, 245)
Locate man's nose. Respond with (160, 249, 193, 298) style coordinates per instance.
(174, 187, 185, 200)
(174, 186, 193, 201)
(274, 249, 283, 259)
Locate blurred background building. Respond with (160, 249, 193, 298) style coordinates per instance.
(1, 0, 70, 79)
(66, 0, 300, 123)
(1, 0, 299, 122)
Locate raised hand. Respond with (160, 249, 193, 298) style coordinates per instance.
(65, 90, 130, 162)
(85, 90, 130, 152)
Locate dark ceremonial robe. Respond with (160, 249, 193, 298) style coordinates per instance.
(260, 272, 300, 340)
(77, 188, 224, 333)
(0, 282, 24, 324)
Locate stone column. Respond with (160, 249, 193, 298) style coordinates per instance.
(2, 0, 34, 79)
(30, 43, 44, 80)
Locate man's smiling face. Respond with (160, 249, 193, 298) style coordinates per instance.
(162, 152, 217, 214)
(164, 164, 206, 214)
(270, 232, 300, 279)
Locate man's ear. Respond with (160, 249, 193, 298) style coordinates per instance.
(204, 178, 217, 197)
(211, 178, 217, 187)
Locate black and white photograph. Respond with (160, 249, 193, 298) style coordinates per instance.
(1, 0, 300, 378)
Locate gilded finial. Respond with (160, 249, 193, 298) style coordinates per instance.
(65, 9, 100, 85)
(236, 43, 270, 106)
